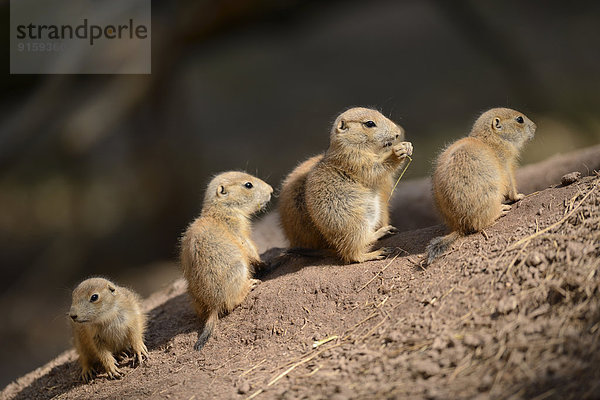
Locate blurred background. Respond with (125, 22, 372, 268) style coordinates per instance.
(1, 0, 599, 387)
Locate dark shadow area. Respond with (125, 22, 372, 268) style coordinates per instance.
(253, 247, 289, 279)
(516, 304, 600, 399)
(11, 361, 81, 400)
(380, 224, 446, 256)
(144, 293, 197, 351)
(257, 248, 341, 283)
(254, 224, 446, 282)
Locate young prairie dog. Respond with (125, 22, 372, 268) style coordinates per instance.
(181, 171, 273, 350)
(426, 107, 536, 264)
(279, 107, 413, 263)
(69, 277, 148, 382)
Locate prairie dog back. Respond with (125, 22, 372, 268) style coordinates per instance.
(427, 107, 536, 264)
(181, 171, 273, 349)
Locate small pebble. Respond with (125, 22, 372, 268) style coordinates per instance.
(432, 336, 448, 350)
(526, 252, 544, 267)
(567, 241, 585, 258)
(410, 359, 440, 378)
(237, 381, 250, 394)
(496, 296, 518, 314)
(478, 374, 494, 391)
(561, 171, 581, 186)
(463, 333, 484, 347)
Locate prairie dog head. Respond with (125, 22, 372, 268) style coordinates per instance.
(204, 171, 273, 215)
(69, 277, 118, 324)
(470, 107, 536, 149)
(330, 107, 405, 153)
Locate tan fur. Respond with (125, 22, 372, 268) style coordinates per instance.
(69, 277, 148, 382)
(427, 107, 536, 264)
(278, 154, 326, 248)
(180, 171, 272, 349)
(279, 107, 413, 263)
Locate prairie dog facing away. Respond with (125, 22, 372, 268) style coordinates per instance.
(426, 107, 536, 264)
(69, 277, 148, 382)
(279, 107, 413, 263)
(181, 171, 273, 350)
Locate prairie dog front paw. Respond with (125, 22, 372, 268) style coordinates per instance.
(393, 141, 413, 159)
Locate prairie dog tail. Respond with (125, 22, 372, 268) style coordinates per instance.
(426, 231, 460, 265)
(194, 312, 217, 351)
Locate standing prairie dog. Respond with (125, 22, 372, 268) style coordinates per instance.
(69, 277, 148, 382)
(426, 107, 536, 264)
(279, 107, 413, 263)
(181, 171, 273, 350)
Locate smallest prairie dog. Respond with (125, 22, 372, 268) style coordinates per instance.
(426, 107, 536, 264)
(181, 171, 273, 350)
(69, 277, 148, 382)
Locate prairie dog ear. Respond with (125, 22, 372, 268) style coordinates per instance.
(336, 119, 348, 133)
(108, 284, 116, 295)
(217, 185, 228, 197)
(492, 117, 502, 131)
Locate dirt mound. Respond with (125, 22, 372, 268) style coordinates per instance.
(2, 172, 599, 400)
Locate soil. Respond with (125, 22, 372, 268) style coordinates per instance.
(2, 172, 599, 400)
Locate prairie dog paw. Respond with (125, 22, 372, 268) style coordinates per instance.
(132, 352, 144, 367)
(82, 367, 95, 383)
(384, 225, 400, 235)
(375, 225, 399, 240)
(132, 343, 148, 367)
(393, 141, 413, 159)
(378, 247, 395, 258)
(249, 278, 261, 291)
(501, 204, 512, 216)
(513, 193, 525, 201)
(105, 363, 123, 380)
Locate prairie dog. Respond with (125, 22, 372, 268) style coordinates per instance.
(69, 277, 148, 382)
(426, 107, 536, 264)
(180, 171, 273, 349)
(279, 107, 413, 263)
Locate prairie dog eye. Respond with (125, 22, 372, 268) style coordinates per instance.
(244, 182, 253, 189)
(516, 116, 524, 124)
(363, 121, 376, 128)
(90, 294, 99, 302)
